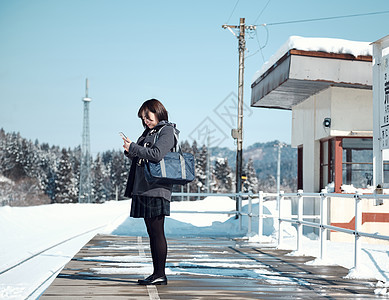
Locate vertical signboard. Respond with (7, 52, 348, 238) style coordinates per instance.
(373, 35, 389, 187)
(381, 54, 389, 149)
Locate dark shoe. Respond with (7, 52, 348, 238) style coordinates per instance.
(137, 274, 153, 284)
(138, 275, 167, 285)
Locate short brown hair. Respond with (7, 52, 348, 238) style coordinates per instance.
(138, 99, 168, 128)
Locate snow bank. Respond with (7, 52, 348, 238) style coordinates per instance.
(340, 184, 389, 195)
(111, 197, 275, 237)
(252, 36, 372, 84)
(0, 175, 13, 185)
(375, 281, 389, 296)
(0, 200, 132, 299)
(170, 196, 235, 226)
(325, 182, 389, 194)
(0, 200, 131, 273)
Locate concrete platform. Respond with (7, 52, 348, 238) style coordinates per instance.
(41, 234, 378, 299)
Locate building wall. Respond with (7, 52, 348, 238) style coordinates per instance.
(330, 87, 372, 136)
(330, 196, 389, 245)
(314, 89, 332, 140)
(291, 86, 373, 193)
(290, 86, 389, 244)
(291, 92, 324, 221)
(292, 89, 331, 193)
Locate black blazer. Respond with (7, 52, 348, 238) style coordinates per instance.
(124, 121, 178, 201)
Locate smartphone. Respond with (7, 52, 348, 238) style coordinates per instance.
(119, 132, 128, 140)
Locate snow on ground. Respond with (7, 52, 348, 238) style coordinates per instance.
(170, 196, 236, 226)
(252, 35, 372, 84)
(0, 201, 129, 273)
(0, 196, 388, 299)
(248, 229, 389, 282)
(0, 200, 131, 299)
(0, 175, 13, 185)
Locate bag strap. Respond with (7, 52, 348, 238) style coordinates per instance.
(150, 124, 187, 179)
(152, 124, 179, 152)
(179, 154, 186, 179)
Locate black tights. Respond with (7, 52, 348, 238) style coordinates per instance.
(144, 215, 167, 277)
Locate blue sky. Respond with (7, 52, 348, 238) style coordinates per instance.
(1, 0, 388, 154)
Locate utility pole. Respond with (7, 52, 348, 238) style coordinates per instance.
(276, 142, 284, 209)
(223, 18, 256, 215)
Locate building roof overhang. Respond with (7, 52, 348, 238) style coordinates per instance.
(251, 49, 372, 110)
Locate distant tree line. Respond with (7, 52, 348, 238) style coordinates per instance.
(211, 142, 297, 193)
(175, 141, 259, 198)
(0, 129, 130, 206)
(0, 129, 296, 206)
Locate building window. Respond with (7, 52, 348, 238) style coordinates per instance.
(320, 137, 374, 192)
(342, 138, 373, 188)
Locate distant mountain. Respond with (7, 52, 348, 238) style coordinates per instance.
(210, 140, 297, 183)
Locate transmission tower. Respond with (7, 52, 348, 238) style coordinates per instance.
(79, 78, 92, 203)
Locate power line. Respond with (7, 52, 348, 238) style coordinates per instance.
(225, 0, 241, 25)
(258, 10, 389, 26)
(246, 26, 269, 62)
(253, 0, 272, 24)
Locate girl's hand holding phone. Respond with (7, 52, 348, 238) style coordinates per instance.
(119, 132, 128, 140)
(120, 132, 132, 151)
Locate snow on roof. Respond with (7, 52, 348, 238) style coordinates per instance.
(252, 36, 372, 84)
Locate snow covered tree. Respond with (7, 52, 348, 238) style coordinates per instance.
(188, 140, 200, 194)
(92, 154, 106, 203)
(1, 132, 26, 180)
(0, 129, 5, 175)
(70, 146, 81, 199)
(39, 143, 61, 202)
(0, 174, 14, 205)
(102, 151, 127, 201)
(109, 150, 130, 200)
(55, 148, 77, 203)
(45, 168, 57, 202)
(175, 140, 201, 196)
(213, 157, 232, 193)
(242, 158, 259, 193)
(195, 145, 209, 192)
(180, 140, 191, 153)
(258, 174, 277, 192)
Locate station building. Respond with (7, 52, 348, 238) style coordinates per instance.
(250, 36, 389, 243)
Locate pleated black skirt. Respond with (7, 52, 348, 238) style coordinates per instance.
(130, 195, 170, 218)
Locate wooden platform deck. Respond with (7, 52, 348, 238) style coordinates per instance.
(41, 234, 379, 299)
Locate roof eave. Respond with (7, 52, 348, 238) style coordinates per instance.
(251, 50, 373, 110)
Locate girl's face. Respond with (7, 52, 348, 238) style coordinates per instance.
(142, 111, 159, 129)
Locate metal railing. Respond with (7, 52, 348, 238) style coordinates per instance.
(272, 190, 389, 272)
(171, 190, 389, 272)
